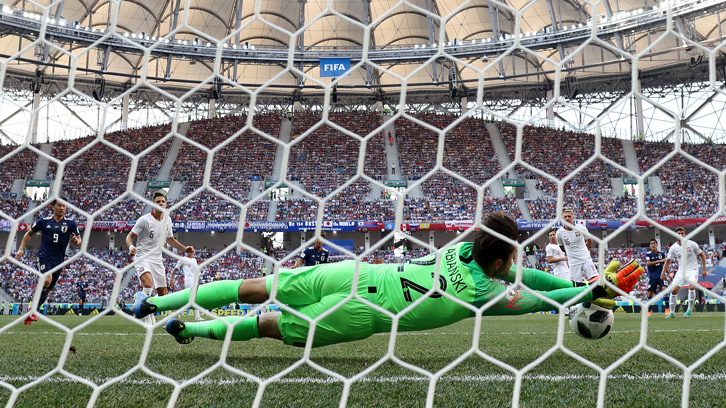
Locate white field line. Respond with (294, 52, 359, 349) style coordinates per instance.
(0, 328, 723, 336)
(2, 372, 726, 386)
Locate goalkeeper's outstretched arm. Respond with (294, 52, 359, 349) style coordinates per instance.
(503, 264, 577, 291)
(480, 260, 643, 316)
(479, 280, 607, 316)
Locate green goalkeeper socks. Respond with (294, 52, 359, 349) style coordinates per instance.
(182, 316, 261, 341)
(149, 279, 244, 311)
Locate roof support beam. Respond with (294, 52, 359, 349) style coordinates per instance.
(545, 0, 565, 60)
(424, 0, 438, 82)
(43, 0, 65, 62)
(488, 3, 505, 75)
(683, 83, 726, 123)
(166, 0, 183, 80)
(682, 122, 710, 143)
(0, 101, 33, 126)
(602, 0, 627, 53)
(586, 91, 628, 127)
(633, 78, 645, 139)
(660, 129, 676, 142)
(0, 130, 15, 145)
(297, 0, 306, 87)
(233, 0, 243, 81)
(58, 98, 96, 135)
(362, 0, 375, 87)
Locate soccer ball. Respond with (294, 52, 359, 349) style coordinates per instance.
(568, 302, 614, 339)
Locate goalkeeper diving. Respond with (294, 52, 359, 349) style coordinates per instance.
(131, 212, 643, 347)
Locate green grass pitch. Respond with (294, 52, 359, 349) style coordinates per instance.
(1, 311, 725, 407)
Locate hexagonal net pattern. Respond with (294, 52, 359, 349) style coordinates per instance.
(1, 0, 726, 407)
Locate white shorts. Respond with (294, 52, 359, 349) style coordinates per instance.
(135, 259, 167, 289)
(550, 265, 571, 281)
(672, 269, 699, 287)
(569, 260, 599, 283)
(553, 269, 571, 281)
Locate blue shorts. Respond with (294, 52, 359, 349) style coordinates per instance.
(37, 258, 63, 286)
(648, 274, 664, 294)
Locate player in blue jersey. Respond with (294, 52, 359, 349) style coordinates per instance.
(293, 232, 330, 268)
(77, 275, 89, 312)
(15, 198, 82, 325)
(644, 239, 667, 316)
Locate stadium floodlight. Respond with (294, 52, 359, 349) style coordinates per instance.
(123, 32, 129, 37)
(250, 45, 255, 50)
(206, 42, 211, 47)
(164, 39, 169, 43)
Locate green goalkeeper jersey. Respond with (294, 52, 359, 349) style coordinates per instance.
(369, 242, 591, 332)
(271, 241, 597, 347)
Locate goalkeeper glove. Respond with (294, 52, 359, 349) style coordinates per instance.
(588, 260, 643, 309)
(603, 259, 643, 298)
(591, 298, 616, 310)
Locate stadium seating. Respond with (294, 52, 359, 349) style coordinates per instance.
(1, 113, 725, 224)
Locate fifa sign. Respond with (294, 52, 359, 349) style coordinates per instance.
(320, 58, 350, 77)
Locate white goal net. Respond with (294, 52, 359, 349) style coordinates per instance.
(1, 0, 726, 407)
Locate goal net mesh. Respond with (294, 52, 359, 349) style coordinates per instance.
(1, 0, 725, 407)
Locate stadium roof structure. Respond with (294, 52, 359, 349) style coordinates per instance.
(0, 0, 725, 142)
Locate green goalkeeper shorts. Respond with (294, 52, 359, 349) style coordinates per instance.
(266, 261, 377, 348)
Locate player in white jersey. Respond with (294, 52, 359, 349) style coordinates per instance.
(171, 248, 204, 320)
(661, 227, 707, 318)
(555, 209, 598, 283)
(126, 191, 193, 326)
(546, 229, 570, 280)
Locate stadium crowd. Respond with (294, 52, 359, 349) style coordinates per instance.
(7, 241, 722, 304)
(288, 110, 385, 197)
(1, 111, 726, 224)
(0, 145, 41, 218)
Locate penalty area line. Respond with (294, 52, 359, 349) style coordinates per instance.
(2, 372, 726, 386)
(0, 328, 723, 337)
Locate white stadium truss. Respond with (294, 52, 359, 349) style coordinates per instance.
(0, 0, 725, 407)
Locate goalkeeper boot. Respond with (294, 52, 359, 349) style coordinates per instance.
(665, 312, 675, 319)
(684, 309, 691, 318)
(24, 314, 38, 325)
(132, 292, 157, 319)
(165, 319, 194, 345)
